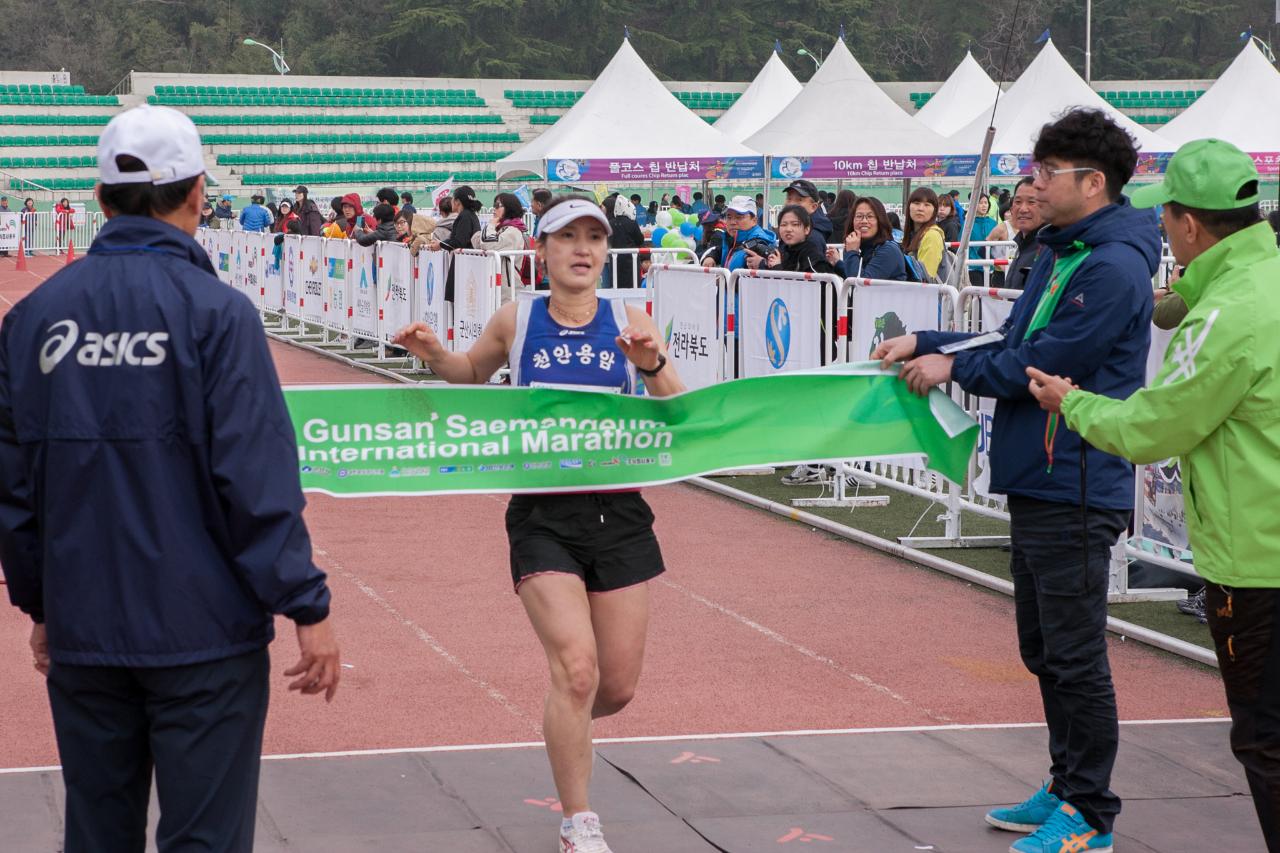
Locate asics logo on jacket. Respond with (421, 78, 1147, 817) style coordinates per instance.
(38, 319, 169, 374)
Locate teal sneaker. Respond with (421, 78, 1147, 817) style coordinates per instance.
(985, 780, 1062, 832)
(1009, 802, 1113, 853)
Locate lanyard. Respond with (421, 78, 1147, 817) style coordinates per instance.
(1023, 240, 1091, 472)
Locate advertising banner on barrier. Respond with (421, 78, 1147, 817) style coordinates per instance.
(971, 294, 1018, 499)
(652, 267, 721, 390)
(416, 250, 450, 346)
(849, 284, 944, 361)
(547, 157, 765, 183)
(738, 277, 823, 378)
(1137, 325, 1190, 551)
(378, 243, 413, 342)
(772, 155, 982, 180)
(213, 230, 233, 285)
(322, 238, 349, 333)
(286, 363, 979, 496)
(230, 231, 248, 299)
(350, 242, 378, 339)
(283, 235, 302, 316)
(452, 252, 495, 353)
(240, 232, 262, 308)
(263, 237, 284, 310)
(298, 236, 325, 326)
(0, 212, 19, 251)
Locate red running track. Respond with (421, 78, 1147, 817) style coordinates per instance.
(0, 254, 1228, 769)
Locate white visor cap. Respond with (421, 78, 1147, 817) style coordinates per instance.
(98, 104, 207, 186)
(534, 198, 612, 238)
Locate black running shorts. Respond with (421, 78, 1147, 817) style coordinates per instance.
(505, 492, 665, 593)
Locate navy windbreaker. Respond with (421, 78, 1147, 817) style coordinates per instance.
(0, 215, 330, 667)
(915, 198, 1161, 509)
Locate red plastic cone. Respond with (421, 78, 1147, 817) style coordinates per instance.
(64, 240, 75, 265)
(14, 237, 27, 271)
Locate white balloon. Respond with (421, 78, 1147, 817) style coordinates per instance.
(655, 210, 673, 229)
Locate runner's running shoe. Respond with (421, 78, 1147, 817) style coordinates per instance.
(781, 464, 824, 485)
(985, 780, 1062, 832)
(1009, 802, 1113, 853)
(560, 811, 613, 853)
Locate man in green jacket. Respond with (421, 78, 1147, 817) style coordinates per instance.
(1027, 138, 1280, 852)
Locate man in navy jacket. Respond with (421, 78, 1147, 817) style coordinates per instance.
(875, 109, 1160, 853)
(0, 105, 340, 853)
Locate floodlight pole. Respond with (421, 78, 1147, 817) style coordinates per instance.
(796, 48, 821, 72)
(243, 38, 290, 75)
(1084, 0, 1092, 83)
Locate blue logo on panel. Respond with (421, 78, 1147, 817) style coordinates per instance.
(765, 297, 791, 369)
(425, 261, 435, 302)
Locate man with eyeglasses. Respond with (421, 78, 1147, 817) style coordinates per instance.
(874, 108, 1162, 853)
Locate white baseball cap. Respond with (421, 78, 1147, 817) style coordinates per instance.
(534, 198, 612, 238)
(97, 104, 212, 186)
(725, 195, 757, 216)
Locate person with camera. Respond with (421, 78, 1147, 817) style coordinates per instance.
(704, 195, 775, 271)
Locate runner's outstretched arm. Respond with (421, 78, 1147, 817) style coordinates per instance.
(394, 304, 516, 384)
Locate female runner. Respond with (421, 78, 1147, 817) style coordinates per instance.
(394, 195, 684, 853)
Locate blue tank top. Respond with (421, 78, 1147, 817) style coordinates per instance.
(510, 296, 637, 393)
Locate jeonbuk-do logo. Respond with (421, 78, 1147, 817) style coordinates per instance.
(765, 298, 791, 369)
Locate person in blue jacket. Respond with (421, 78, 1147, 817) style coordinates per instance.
(875, 109, 1160, 853)
(825, 196, 907, 280)
(0, 105, 341, 853)
(238, 192, 272, 232)
(719, 195, 776, 271)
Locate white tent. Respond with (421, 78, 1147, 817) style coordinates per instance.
(914, 52, 1002, 137)
(744, 37, 961, 157)
(1161, 41, 1280, 153)
(714, 48, 803, 142)
(948, 39, 1170, 156)
(494, 39, 761, 181)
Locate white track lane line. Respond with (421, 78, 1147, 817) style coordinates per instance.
(655, 575, 955, 724)
(313, 545, 541, 736)
(0, 718, 1229, 774)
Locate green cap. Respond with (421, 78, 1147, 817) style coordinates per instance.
(1132, 138, 1259, 210)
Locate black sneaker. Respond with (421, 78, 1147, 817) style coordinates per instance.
(1177, 587, 1206, 622)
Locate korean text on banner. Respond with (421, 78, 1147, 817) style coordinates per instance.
(452, 252, 496, 353)
(416, 250, 450, 345)
(350, 241, 378, 339)
(652, 267, 721, 390)
(286, 363, 979, 496)
(298, 235, 325, 326)
(0, 212, 19, 251)
(322, 238, 349, 333)
(378, 243, 414, 343)
(738, 276, 823, 378)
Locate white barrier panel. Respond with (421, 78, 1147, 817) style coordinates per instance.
(961, 287, 1020, 501)
(350, 242, 378, 339)
(378, 242, 414, 343)
(297, 236, 325, 326)
(415, 250, 450, 348)
(452, 250, 497, 353)
(240, 232, 262, 309)
(230, 231, 249, 299)
(283, 234, 302, 317)
(1134, 325, 1190, 554)
(0, 212, 18, 251)
(322, 238, 350, 334)
(735, 269, 834, 378)
(212, 230, 233, 285)
(650, 264, 726, 391)
(262, 237, 284, 311)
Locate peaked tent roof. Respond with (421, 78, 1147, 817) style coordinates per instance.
(744, 37, 961, 156)
(948, 39, 1170, 153)
(495, 39, 761, 180)
(913, 52, 1002, 137)
(714, 50, 803, 142)
(1161, 41, 1280, 152)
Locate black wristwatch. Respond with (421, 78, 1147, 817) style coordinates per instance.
(636, 352, 667, 377)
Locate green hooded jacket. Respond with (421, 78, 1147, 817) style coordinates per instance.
(1061, 220, 1280, 588)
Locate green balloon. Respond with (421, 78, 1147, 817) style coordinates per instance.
(668, 210, 686, 226)
(661, 231, 686, 249)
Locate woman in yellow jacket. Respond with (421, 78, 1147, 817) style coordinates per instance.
(902, 186, 945, 279)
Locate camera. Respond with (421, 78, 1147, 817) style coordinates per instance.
(740, 237, 777, 257)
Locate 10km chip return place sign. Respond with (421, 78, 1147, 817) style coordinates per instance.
(284, 364, 980, 497)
